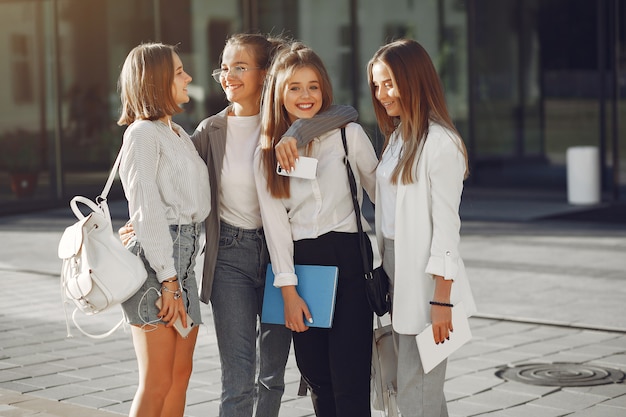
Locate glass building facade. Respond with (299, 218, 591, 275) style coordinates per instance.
(0, 0, 624, 213)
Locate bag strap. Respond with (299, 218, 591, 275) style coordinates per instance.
(340, 127, 371, 273)
(71, 308, 125, 339)
(100, 147, 123, 200)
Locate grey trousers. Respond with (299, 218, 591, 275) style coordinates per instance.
(382, 238, 449, 417)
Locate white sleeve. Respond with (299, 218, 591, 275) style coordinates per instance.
(349, 123, 378, 203)
(120, 124, 177, 282)
(253, 146, 298, 287)
(424, 131, 465, 280)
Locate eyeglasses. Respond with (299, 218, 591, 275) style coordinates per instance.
(212, 66, 260, 82)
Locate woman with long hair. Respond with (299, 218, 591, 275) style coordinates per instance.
(368, 38, 476, 416)
(256, 42, 378, 417)
(191, 33, 357, 417)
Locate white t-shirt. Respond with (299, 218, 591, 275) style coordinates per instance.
(376, 131, 401, 240)
(220, 114, 263, 229)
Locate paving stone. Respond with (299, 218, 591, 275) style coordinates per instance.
(2, 354, 61, 367)
(593, 354, 626, 369)
(60, 365, 133, 380)
(64, 394, 120, 409)
(447, 397, 500, 416)
(453, 340, 508, 360)
(17, 374, 83, 389)
(596, 392, 626, 408)
(28, 384, 102, 401)
(566, 404, 626, 416)
(513, 341, 571, 357)
(492, 380, 560, 397)
(6, 363, 69, 379)
(565, 384, 626, 399)
(461, 388, 535, 409)
(0, 381, 42, 394)
(530, 389, 607, 411)
(446, 374, 506, 397)
(84, 385, 137, 402)
(80, 375, 136, 391)
(488, 403, 569, 417)
(0, 371, 25, 384)
(539, 351, 602, 364)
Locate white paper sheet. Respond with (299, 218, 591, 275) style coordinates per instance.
(415, 302, 472, 373)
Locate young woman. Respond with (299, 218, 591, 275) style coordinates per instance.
(369, 38, 476, 416)
(191, 33, 358, 417)
(117, 43, 211, 417)
(255, 42, 378, 417)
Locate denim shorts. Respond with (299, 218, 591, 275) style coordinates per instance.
(121, 223, 203, 328)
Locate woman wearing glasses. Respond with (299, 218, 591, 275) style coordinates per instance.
(192, 33, 357, 417)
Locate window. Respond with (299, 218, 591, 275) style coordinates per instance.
(10, 33, 34, 104)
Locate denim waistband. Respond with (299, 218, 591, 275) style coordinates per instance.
(169, 223, 202, 235)
(219, 220, 264, 238)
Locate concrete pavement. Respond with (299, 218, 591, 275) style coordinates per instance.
(1, 189, 625, 416)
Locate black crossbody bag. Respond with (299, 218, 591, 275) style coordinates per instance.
(340, 127, 391, 316)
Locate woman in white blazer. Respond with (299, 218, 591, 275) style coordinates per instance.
(368, 39, 476, 416)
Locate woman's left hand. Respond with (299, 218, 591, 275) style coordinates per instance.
(431, 305, 453, 344)
(431, 275, 453, 344)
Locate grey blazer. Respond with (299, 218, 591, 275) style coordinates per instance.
(191, 105, 358, 303)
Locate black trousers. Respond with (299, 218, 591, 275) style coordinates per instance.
(293, 231, 373, 417)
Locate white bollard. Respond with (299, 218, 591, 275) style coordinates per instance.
(566, 146, 600, 205)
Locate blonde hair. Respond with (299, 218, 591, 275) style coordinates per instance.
(117, 43, 181, 126)
(260, 42, 333, 198)
(367, 39, 469, 184)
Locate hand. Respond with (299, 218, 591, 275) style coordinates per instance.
(281, 286, 312, 332)
(118, 221, 135, 246)
(275, 137, 299, 173)
(430, 305, 453, 344)
(157, 279, 187, 329)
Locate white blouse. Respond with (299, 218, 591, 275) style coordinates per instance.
(119, 119, 211, 282)
(255, 122, 378, 287)
(376, 130, 401, 239)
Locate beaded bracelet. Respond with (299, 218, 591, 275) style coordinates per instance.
(161, 286, 182, 300)
(429, 301, 453, 308)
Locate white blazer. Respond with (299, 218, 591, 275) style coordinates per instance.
(375, 122, 477, 335)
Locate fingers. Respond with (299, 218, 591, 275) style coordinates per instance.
(179, 309, 188, 329)
(157, 296, 181, 327)
(117, 224, 136, 246)
(431, 306, 453, 344)
(284, 309, 311, 333)
(275, 137, 299, 172)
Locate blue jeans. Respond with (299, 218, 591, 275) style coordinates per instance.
(210, 221, 292, 417)
(122, 223, 203, 327)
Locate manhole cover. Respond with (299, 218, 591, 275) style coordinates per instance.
(496, 363, 625, 387)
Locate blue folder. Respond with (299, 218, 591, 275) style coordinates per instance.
(261, 264, 339, 328)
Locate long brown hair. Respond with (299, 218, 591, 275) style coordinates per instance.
(117, 43, 181, 126)
(259, 42, 333, 198)
(367, 39, 469, 184)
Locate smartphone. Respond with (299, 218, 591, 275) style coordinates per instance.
(155, 297, 194, 338)
(276, 156, 318, 180)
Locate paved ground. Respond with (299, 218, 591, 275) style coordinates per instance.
(1, 189, 625, 416)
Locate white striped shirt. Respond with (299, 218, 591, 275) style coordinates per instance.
(119, 120, 211, 282)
